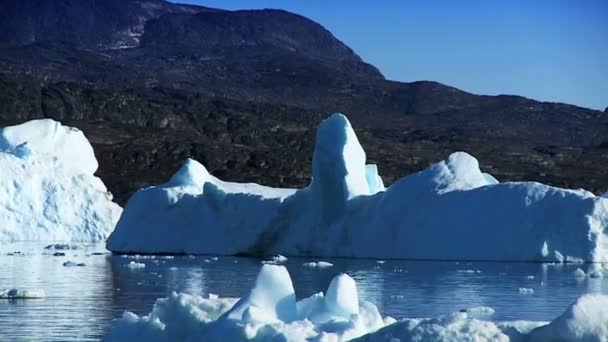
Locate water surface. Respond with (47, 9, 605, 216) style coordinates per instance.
(1, 242, 606, 341)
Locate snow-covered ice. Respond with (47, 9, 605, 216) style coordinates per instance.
(104, 265, 608, 342)
(0, 119, 122, 241)
(526, 294, 608, 341)
(107, 113, 608, 262)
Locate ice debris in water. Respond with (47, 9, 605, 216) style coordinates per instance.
(302, 261, 334, 268)
(125, 261, 145, 269)
(63, 261, 86, 267)
(103, 265, 608, 341)
(0, 288, 45, 299)
(44, 243, 81, 250)
(460, 306, 495, 318)
(519, 288, 534, 295)
(262, 254, 288, 265)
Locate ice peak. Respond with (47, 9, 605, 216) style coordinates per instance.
(0, 119, 98, 175)
(432, 152, 494, 194)
(167, 158, 211, 188)
(310, 113, 370, 223)
(325, 273, 359, 318)
(223, 264, 297, 323)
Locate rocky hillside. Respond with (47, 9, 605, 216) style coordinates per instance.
(0, 0, 606, 204)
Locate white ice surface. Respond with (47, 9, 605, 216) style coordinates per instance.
(0, 119, 122, 241)
(107, 113, 608, 262)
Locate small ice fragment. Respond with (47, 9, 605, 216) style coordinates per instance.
(0, 289, 45, 299)
(62, 261, 85, 267)
(303, 261, 334, 268)
(262, 254, 288, 265)
(573, 268, 586, 278)
(460, 306, 495, 318)
(519, 288, 534, 295)
(44, 243, 80, 250)
(126, 261, 145, 269)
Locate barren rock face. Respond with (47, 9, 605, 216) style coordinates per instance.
(0, 0, 607, 205)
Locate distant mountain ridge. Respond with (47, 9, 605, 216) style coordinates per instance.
(0, 0, 606, 203)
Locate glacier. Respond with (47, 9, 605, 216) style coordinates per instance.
(0, 119, 122, 241)
(104, 264, 608, 341)
(107, 113, 608, 262)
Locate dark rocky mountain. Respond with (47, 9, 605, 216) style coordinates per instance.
(0, 0, 606, 204)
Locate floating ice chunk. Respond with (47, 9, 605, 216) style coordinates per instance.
(457, 269, 481, 274)
(62, 261, 85, 267)
(0, 288, 45, 299)
(574, 268, 587, 278)
(262, 254, 288, 265)
(44, 244, 81, 250)
(104, 266, 385, 341)
(107, 113, 608, 263)
(519, 288, 534, 295)
(1, 119, 98, 174)
(0, 119, 122, 242)
(325, 273, 359, 318)
(126, 261, 145, 269)
(303, 261, 334, 269)
(527, 294, 608, 341)
(460, 306, 496, 319)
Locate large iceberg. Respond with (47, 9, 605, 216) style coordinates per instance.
(0, 119, 122, 241)
(104, 265, 608, 341)
(107, 113, 608, 262)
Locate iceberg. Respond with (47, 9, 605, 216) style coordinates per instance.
(0, 119, 122, 241)
(104, 265, 608, 342)
(107, 113, 608, 262)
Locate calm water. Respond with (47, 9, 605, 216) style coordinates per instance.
(1, 242, 607, 341)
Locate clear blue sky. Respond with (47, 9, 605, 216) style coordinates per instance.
(173, 0, 607, 110)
